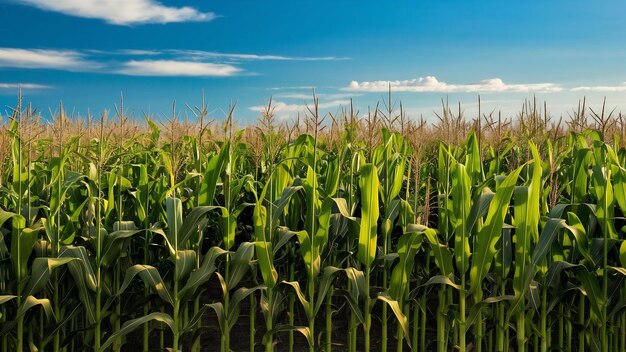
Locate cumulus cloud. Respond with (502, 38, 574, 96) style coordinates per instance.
(571, 83, 626, 92)
(0, 48, 97, 70)
(249, 99, 350, 120)
(344, 76, 563, 93)
(117, 60, 241, 77)
(16, 0, 215, 25)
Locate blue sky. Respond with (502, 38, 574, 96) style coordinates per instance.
(1, 0, 626, 123)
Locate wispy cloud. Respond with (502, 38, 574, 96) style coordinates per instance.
(0, 48, 98, 70)
(0, 47, 243, 76)
(267, 86, 318, 91)
(91, 49, 347, 62)
(274, 93, 360, 100)
(111, 49, 162, 56)
(169, 50, 350, 62)
(16, 0, 215, 25)
(117, 60, 240, 77)
(0, 47, 345, 77)
(344, 76, 563, 93)
(571, 83, 626, 92)
(0, 83, 51, 90)
(249, 99, 350, 120)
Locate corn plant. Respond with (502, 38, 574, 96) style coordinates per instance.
(1, 94, 626, 352)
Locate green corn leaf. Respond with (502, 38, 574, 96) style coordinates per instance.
(254, 204, 278, 289)
(59, 246, 97, 323)
(311, 198, 333, 278)
(0, 295, 17, 305)
(323, 154, 341, 197)
(334, 289, 365, 324)
(17, 296, 54, 322)
(620, 240, 626, 268)
(118, 264, 174, 306)
(452, 163, 471, 276)
(263, 325, 312, 348)
(101, 312, 174, 351)
(377, 293, 411, 347)
(612, 167, 626, 212)
(12, 221, 41, 281)
(465, 131, 483, 184)
(563, 213, 594, 264)
(573, 265, 603, 324)
(592, 165, 617, 240)
(293, 229, 316, 279)
(206, 302, 226, 333)
(421, 228, 454, 278)
(389, 154, 406, 202)
(179, 246, 228, 302)
(59, 246, 97, 291)
(419, 275, 461, 290)
(226, 242, 254, 289)
(466, 187, 494, 236)
(198, 142, 229, 206)
(345, 267, 367, 302)
(166, 197, 183, 251)
(100, 228, 143, 267)
(314, 266, 343, 316)
(23, 257, 76, 297)
(227, 285, 266, 330)
(389, 231, 424, 300)
(270, 185, 304, 228)
(282, 280, 311, 321)
(470, 164, 524, 295)
(175, 250, 197, 283)
(358, 164, 379, 269)
(511, 143, 541, 315)
(177, 205, 226, 249)
(466, 295, 514, 333)
(274, 227, 299, 256)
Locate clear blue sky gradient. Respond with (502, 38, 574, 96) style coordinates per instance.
(1, 0, 626, 123)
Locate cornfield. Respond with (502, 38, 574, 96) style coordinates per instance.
(1, 93, 626, 352)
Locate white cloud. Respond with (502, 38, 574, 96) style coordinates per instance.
(316, 99, 352, 109)
(0, 83, 51, 90)
(571, 83, 626, 92)
(268, 86, 318, 91)
(117, 60, 241, 76)
(272, 93, 316, 100)
(249, 99, 350, 120)
(81, 49, 347, 62)
(0, 47, 343, 77)
(17, 0, 215, 25)
(168, 50, 349, 62)
(344, 76, 563, 93)
(275, 93, 360, 100)
(0, 48, 97, 70)
(116, 49, 162, 56)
